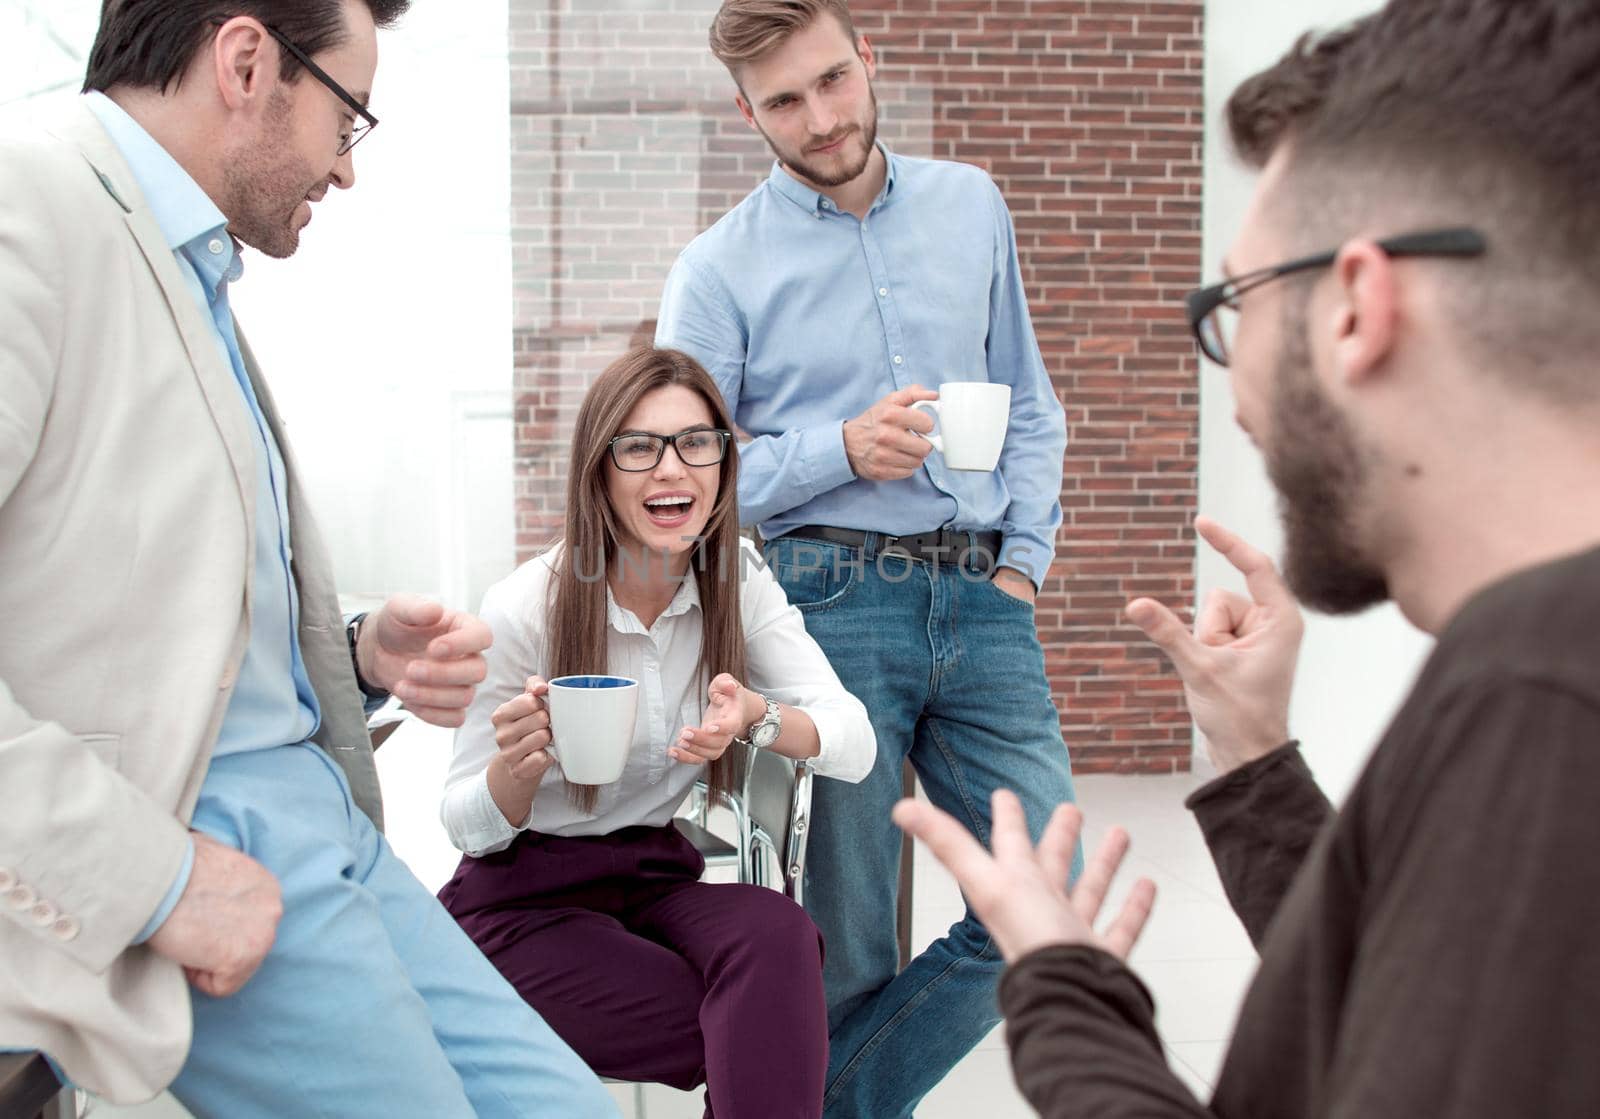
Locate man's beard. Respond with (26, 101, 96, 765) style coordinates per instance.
(1265, 303, 1390, 614)
(761, 84, 879, 189)
(223, 90, 318, 260)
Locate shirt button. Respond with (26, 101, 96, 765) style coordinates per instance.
(208, 238, 224, 254)
(52, 915, 81, 942)
(878, 287, 888, 297)
(0, 867, 15, 892)
(29, 900, 58, 928)
(893, 355, 903, 365)
(7, 883, 37, 910)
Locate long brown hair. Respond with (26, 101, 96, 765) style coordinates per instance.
(547, 347, 749, 813)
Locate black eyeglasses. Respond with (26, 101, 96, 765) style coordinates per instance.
(608, 429, 732, 472)
(264, 24, 378, 156)
(1185, 227, 1487, 367)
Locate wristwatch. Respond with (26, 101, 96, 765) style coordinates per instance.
(740, 695, 782, 750)
(346, 612, 389, 701)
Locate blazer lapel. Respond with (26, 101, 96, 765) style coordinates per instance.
(48, 102, 258, 539)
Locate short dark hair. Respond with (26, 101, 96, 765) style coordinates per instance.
(83, 1, 411, 95)
(1228, 0, 1600, 399)
(1224, 19, 1370, 170)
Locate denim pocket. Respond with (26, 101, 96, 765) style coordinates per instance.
(768, 540, 860, 612)
(980, 573, 1037, 613)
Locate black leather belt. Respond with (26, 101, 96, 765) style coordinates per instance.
(779, 525, 1001, 571)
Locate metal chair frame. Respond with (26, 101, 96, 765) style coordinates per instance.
(683, 747, 812, 902)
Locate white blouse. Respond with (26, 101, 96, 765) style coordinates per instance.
(440, 539, 875, 855)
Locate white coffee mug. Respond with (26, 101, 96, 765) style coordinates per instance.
(909, 382, 1011, 471)
(545, 675, 639, 785)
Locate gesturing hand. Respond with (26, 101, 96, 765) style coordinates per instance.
(843, 385, 941, 481)
(147, 832, 283, 998)
(893, 789, 1156, 964)
(490, 676, 558, 787)
(671, 672, 757, 764)
(1124, 516, 1304, 775)
(358, 594, 492, 727)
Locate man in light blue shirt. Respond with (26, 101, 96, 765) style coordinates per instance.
(656, 2, 1081, 1115)
(0, 2, 613, 1115)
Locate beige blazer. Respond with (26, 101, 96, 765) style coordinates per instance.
(0, 101, 384, 1103)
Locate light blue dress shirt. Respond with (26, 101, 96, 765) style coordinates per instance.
(656, 147, 1066, 587)
(84, 93, 321, 941)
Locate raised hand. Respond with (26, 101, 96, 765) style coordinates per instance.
(1125, 516, 1304, 774)
(357, 594, 492, 727)
(147, 832, 283, 998)
(893, 789, 1156, 964)
(842, 384, 941, 481)
(671, 672, 758, 764)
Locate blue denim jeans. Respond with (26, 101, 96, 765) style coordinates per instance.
(765, 533, 1081, 1119)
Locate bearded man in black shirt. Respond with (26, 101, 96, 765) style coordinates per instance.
(896, 2, 1600, 1115)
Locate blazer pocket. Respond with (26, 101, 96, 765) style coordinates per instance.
(79, 732, 123, 769)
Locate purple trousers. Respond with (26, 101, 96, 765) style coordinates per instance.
(438, 823, 827, 1118)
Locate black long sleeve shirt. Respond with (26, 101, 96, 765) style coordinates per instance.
(1003, 544, 1600, 1117)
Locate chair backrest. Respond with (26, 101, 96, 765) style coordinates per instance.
(742, 749, 812, 902)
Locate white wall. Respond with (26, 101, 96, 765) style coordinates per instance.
(233, 3, 515, 614)
(1200, 0, 1430, 802)
(2, 2, 516, 616)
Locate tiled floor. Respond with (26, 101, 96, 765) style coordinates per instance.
(87, 722, 1253, 1118)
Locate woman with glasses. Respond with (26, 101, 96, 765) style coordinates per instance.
(436, 347, 874, 1117)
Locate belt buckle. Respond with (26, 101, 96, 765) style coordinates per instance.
(878, 532, 913, 563)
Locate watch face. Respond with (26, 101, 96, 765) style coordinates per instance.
(751, 721, 781, 748)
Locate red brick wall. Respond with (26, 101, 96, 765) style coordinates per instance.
(509, 0, 1203, 773)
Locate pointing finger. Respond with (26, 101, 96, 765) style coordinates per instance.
(1195, 517, 1296, 612)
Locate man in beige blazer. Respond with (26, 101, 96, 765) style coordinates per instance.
(0, 2, 614, 1115)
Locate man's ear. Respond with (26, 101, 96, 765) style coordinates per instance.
(212, 16, 273, 112)
(1328, 239, 1400, 387)
(857, 33, 877, 79)
(734, 90, 757, 131)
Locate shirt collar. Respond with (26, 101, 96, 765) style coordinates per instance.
(766, 141, 899, 216)
(604, 574, 703, 635)
(82, 91, 243, 297)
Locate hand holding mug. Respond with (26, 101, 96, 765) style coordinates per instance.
(490, 675, 556, 787)
(843, 385, 940, 481)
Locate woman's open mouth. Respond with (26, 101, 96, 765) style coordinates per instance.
(643, 494, 695, 527)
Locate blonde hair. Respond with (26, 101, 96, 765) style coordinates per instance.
(709, 0, 858, 74)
